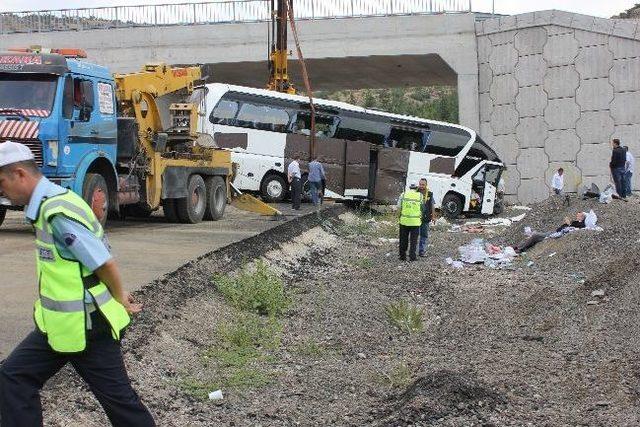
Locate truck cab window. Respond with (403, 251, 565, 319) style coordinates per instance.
(72, 78, 94, 122)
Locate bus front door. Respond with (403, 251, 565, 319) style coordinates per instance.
(481, 164, 502, 215)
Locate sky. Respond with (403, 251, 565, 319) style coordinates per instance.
(1, 0, 638, 19)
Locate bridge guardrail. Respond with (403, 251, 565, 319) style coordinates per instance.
(0, 0, 472, 34)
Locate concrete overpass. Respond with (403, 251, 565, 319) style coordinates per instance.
(2, 6, 640, 203)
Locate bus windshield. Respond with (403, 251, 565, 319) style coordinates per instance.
(0, 74, 57, 116)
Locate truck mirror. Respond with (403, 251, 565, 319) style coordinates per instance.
(62, 76, 74, 120)
(80, 80, 94, 111)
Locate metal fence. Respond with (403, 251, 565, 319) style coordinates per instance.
(0, 0, 472, 34)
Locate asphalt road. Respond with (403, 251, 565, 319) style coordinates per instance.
(0, 202, 328, 358)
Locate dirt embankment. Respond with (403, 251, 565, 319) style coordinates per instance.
(39, 197, 640, 426)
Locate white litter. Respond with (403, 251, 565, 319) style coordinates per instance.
(548, 252, 557, 257)
(599, 185, 614, 204)
(527, 261, 535, 267)
(445, 257, 464, 269)
(511, 205, 532, 211)
(591, 289, 605, 297)
(509, 213, 527, 222)
(208, 390, 224, 400)
(435, 217, 450, 227)
(378, 238, 399, 243)
(584, 210, 598, 229)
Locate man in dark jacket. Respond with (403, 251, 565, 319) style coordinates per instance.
(610, 138, 627, 198)
(417, 178, 434, 257)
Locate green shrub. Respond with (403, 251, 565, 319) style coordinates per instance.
(214, 260, 291, 317)
(385, 300, 424, 334)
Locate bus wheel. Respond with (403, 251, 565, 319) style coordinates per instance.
(204, 176, 227, 221)
(82, 173, 109, 228)
(0, 206, 6, 228)
(176, 174, 206, 224)
(442, 193, 464, 219)
(163, 199, 180, 223)
(261, 174, 287, 202)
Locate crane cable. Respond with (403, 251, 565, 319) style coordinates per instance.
(286, 0, 316, 159)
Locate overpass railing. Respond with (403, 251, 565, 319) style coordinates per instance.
(0, 0, 472, 34)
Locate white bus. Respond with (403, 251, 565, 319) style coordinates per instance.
(200, 83, 504, 218)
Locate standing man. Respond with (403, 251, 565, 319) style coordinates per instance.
(288, 154, 302, 210)
(308, 156, 326, 208)
(610, 139, 627, 198)
(417, 178, 434, 257)
(397, 183, 422, 262)
(551, 167, 564, 195)
(624, 146, 635, 198)
(0, 141, 155, 426)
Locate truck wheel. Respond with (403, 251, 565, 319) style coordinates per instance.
(442, 193, 464, 219)
(163, 199, 180, 223)
(0, 206, 6, 228)
(82, 173, 109, 228)
(204, 176, 227, 221)
(260, 174, 287, 202)
(176, 174, 206, 224)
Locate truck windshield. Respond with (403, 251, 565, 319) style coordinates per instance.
(0, 75, 57, 116)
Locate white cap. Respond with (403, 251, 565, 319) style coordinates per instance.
(0, 141, 35, 168)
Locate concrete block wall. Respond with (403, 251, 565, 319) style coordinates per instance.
(476, 10, 640, 203)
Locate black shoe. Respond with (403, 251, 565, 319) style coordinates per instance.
(419, 252, 426, 257)
(399, 257, 406, 261)
(409, 258, 417, 262)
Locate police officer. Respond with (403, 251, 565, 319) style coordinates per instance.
(0, 141, 155, 426)
(397, 183, 423, 262)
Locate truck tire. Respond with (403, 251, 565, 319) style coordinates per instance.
(176, 174, 206, 224)
(442, 193, 464, 219)
(82, 173, 109, 228)
(0, 206, 6, 228)
(260, 173, 287, 202)
(204, 176, 226, 221)
(163, 199, 180, 223)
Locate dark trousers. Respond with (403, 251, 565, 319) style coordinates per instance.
(612, 167, 626, 197)
(399, 224, 420, 261)
(623, 171, 633, 197)
(290, 177, 302, 209)
(0, 320, 155, 427)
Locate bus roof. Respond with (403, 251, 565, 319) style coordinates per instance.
(207, 82, 476, 137)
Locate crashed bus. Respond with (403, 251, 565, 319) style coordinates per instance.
(203, 83, 505, 218)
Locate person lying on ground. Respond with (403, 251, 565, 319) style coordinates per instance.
(513, 212, 586, 253)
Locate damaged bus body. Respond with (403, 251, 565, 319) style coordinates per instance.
(203, 83, 504, 218)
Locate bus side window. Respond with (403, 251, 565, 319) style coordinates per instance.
(389, 127, 423, 151)
(424, 128, 470, 157)
(210, 99, 239, 126)
(292, 113, 337, 138)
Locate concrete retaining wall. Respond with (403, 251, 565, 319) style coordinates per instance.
(477, 11, 640, 203)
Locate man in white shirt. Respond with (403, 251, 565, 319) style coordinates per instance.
(624, 146, 635, 197)
(551, 168, 564, 195)
(288, 155, 302, 210)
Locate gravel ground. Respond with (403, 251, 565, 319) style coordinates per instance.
(33, 197, 640, 425)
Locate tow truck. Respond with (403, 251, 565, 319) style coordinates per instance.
(0, 47, 278, 227)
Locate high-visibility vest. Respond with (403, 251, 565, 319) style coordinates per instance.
(32, 190, 130, 353)
(399, 190, 422, 227)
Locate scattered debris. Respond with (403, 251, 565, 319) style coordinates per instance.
(587, 300, 599, 306)
(591, 289, 605, 297)
(527, 261, 535, 267)
(208, 390, 224, 400)
(548, 252, 557, 257)
(511, 205, 532, 211)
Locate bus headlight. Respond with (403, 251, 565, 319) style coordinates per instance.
(47, 140, 58, 167)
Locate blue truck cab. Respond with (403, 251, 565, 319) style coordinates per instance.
(0, 50, 120, 226)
